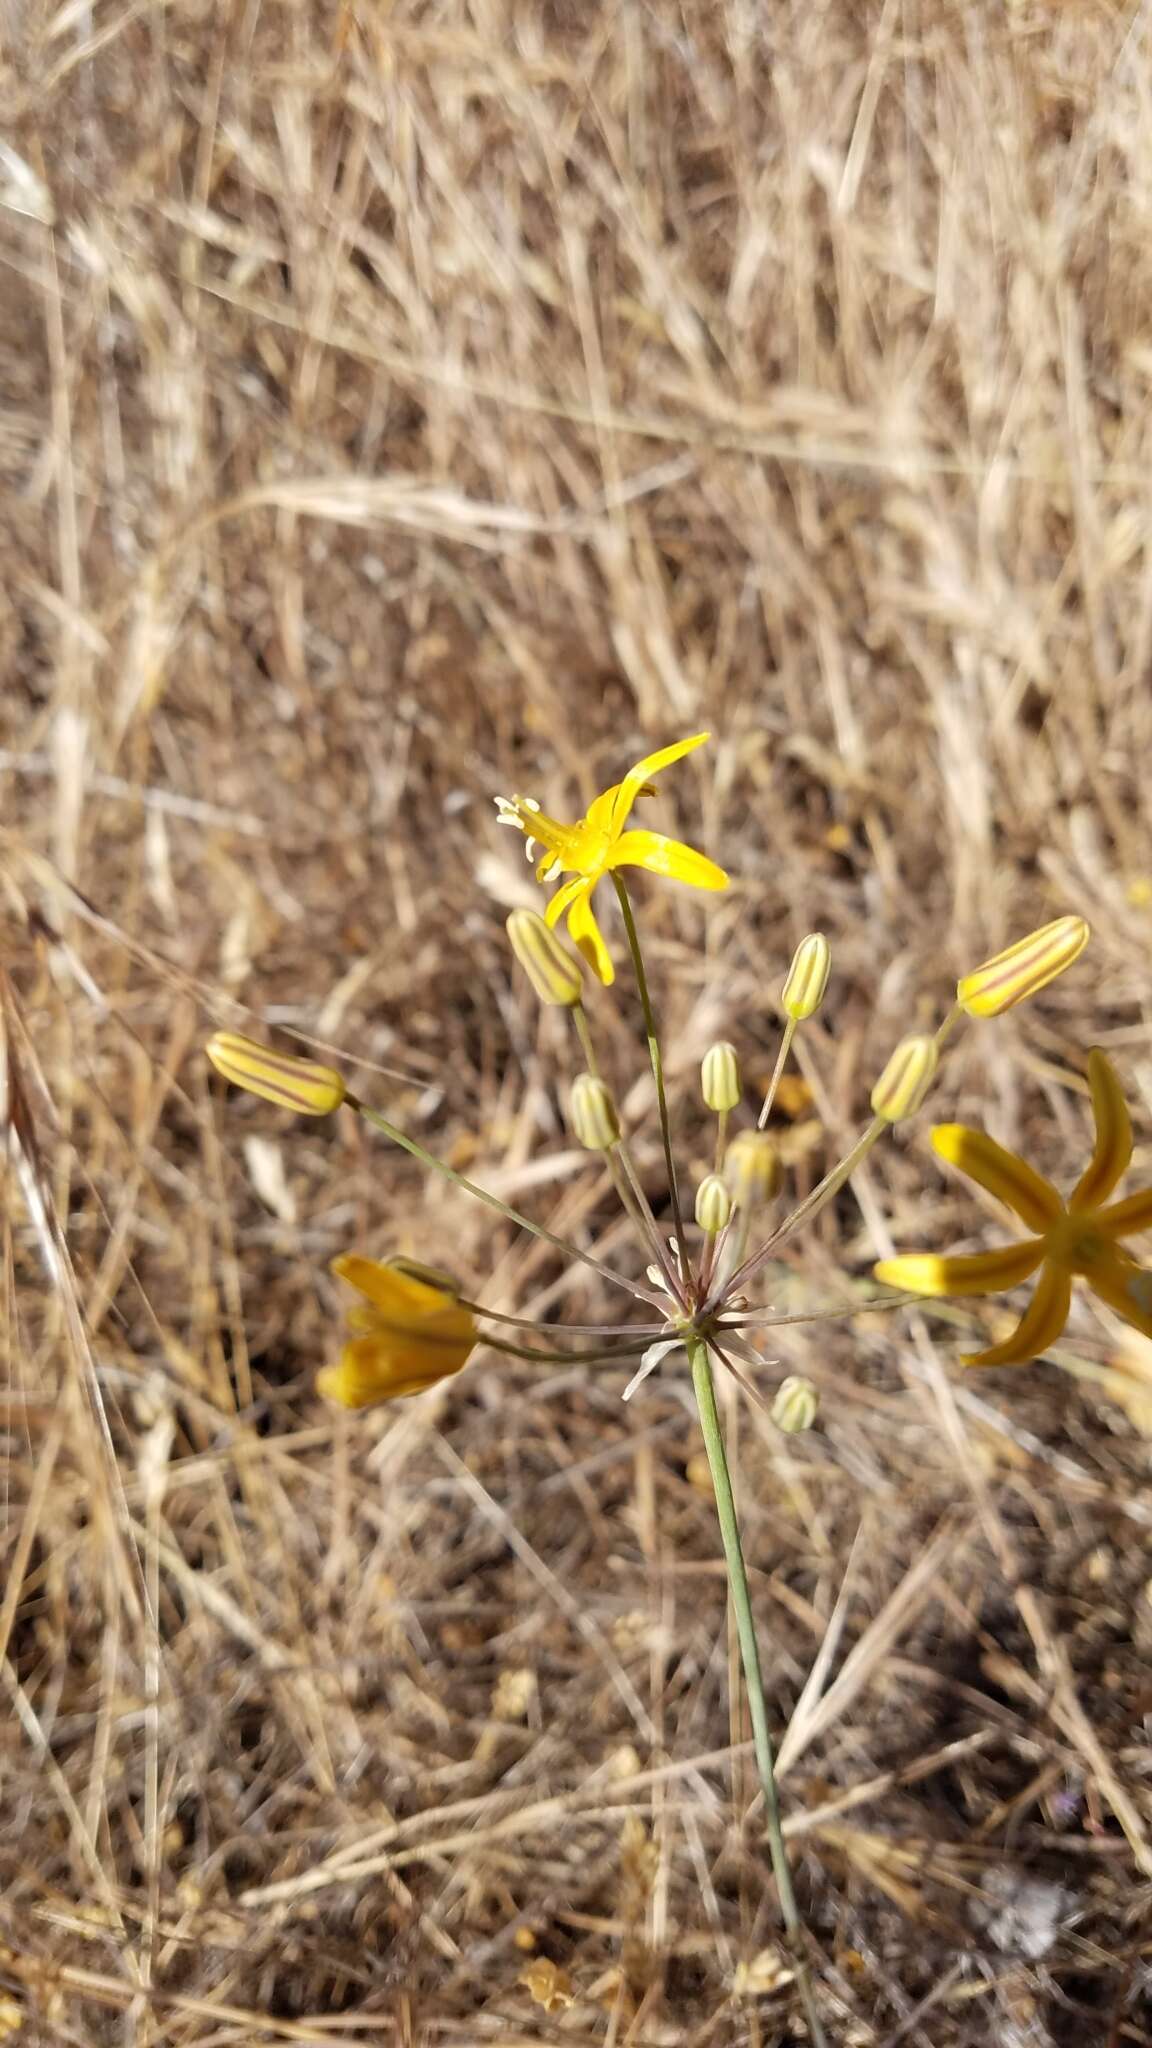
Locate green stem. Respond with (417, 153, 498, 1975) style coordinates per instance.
(715, 1116, 886, 1309)
(688, 1336, 826, 2048)
(612, 875, 687, 1265)
(572, 1003, 600, 1078)
(571, 994, 683, 1301)
(351, 1101, 664, 1309)
(484, 1334, 648, 1366)
(757, 1018, 796, 1129)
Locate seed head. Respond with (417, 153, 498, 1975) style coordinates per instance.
(724, 1129, 781, 1205)
(701, 1041, 741, 1113)
(569, 1073, 621, 1150)
(870, 1034, 939, 1123)
(771, 1375, 818, 1433)
(782, 933, 831, 1021)
(695, 1173, 733, 1235)
(506, 909, 584, 1007)
(206, 1032, 346, 1115)
(956, 915, 1090, 1018)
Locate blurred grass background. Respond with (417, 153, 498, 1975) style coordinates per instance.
(3, 0, 1152, 2040)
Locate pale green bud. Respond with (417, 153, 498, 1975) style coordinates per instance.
(723, 1129, 781, 1205)
(771, 1375, 818, 1433)
(701, 1041, 741, 1113)
(870, 1034, 939, 1122)
(506, 909, 584, 1006)
(782, 933, 831, 1021)
(694, 1173, 733, 1235)
(569, 1073, 620, 1150)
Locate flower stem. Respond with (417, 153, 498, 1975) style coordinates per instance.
(612, 875, 687, 1263)
(350, 1100, 664, 1309)
(716, 1116, 886, 1308)
(757, 1018, 796, 1129)
(687, 1335, 827, 2048)
(485, 1334, 648, 1366)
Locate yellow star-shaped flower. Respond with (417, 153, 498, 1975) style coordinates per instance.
(875, 1050, 1152, 1366)
(318, 1255, 477, 1408)
(495, 733, 728, 984)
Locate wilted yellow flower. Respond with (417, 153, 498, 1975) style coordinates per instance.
(206, 1032, 346, 1115)
(506, 909, 584, 1006)
(495, 733, 728, 985)
(318, 1254, 476, 1408)
(569, 1073, 621, 1150)
(875, 1049, 1152, 1366)
(517, 1959, 574, 2015)
(957, 915, 1089, 1018)
(701, 1041, 741, 1112)
(695, 1173, 733, 1234)
(870, 1035, 939, 1123)
(724, 1129, 781, 1205)
(782, 933, 831, 1021)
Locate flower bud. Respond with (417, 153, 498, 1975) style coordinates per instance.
(956, 915, 1090, 1018)
(386, 1256, 462, 1296)
(506, 909, 584, 1007)
(206, 1031, 346, 1115)
(701, 1041, 741, 1113)
(724, 1129, 781, 1206)
(695, 1173, 733, 1235)
(771, 1375, 818, 1434)
(870, 1034, 938, 1123)
(568, 1073, 620, 1150)
(782, 933, 831, 1021)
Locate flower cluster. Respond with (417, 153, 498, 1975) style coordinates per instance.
(201, 735, 1140, 1409)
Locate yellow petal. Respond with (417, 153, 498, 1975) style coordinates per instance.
(543, 874, 589, 930)
(332, 1252, 429, 1315)
(1070, 1048, 1133, 1210)
(607, 829, 729, 890)
(583, 781, 625, 837)
(962, 1262, 1071, 1367)
(874, 1239, 1044, 1297)
(1083, 1248, 1152, 1343)
(1098, 1187, 1152, 1241)
(317, 1338, 457, 1409)
(566, 888, 615, 985)
(609, 732, 711, 831)
(931, 1125, 1063, 1232)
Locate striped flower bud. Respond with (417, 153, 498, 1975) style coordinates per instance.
(870, 1034, 938, 1123)
(724, 1129, 781, 1205)
(701, 1041, 741, 1113)
(506, 909, 584, 1007)
(695, 1173, 733, 1235)
(956, 915, 1090, 1018)
(569, 1073, 620, 1150)
(206, 1032, 346, 1115)
(782, 932, 831, 1022)
(772, 1375, 818, 1434)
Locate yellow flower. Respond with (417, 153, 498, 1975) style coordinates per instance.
(495, 733, 728, 984)
(318, 1254, 477, 1408)
(875, 1050, 1152, 1366)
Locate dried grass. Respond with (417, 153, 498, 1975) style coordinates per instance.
(3, 0, 1152, 2041)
